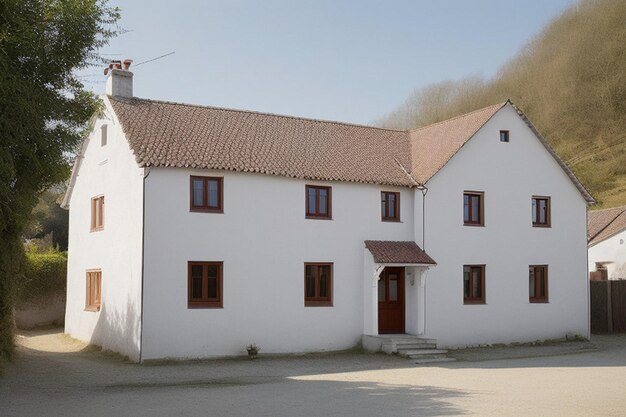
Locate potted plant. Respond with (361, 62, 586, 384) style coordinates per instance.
(246, 343, 260, 358)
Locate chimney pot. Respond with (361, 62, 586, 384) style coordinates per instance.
(105, 59, 133, 98)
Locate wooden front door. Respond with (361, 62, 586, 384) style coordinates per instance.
(378, 267, 405, 334)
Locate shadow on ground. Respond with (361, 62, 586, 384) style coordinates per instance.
(3, 328, 471, 417)
(3, 329, 626, 417)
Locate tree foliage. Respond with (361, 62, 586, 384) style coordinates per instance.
(380, 0, 626, 208)
(0, 0, 118, 364)
(23, 186, 70, 251)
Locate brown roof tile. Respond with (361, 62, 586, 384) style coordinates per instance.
(108, 97, 414, 187)
(104, 96, 593, 204)
(588, 205, 626, 246)
(365, 240, 436, 264)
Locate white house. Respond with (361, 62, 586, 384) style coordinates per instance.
(63, 63, 595, 362)
(588, 205, 626, 280)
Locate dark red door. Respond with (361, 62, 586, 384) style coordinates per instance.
(378, 267, 405, 334)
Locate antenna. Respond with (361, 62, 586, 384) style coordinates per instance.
(134, 51, 176, 67)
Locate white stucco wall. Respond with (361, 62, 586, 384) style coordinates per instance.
(415, 103, 590, 347)
(588, 230, 626, 280)
(65, 98, 590, 360)
(142, 169, 414, 360)
(64, 97, 144, 361)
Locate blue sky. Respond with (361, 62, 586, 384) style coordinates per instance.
(83, 0, 575, 125)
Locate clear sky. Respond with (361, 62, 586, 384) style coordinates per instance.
(83, 0, 575, 125)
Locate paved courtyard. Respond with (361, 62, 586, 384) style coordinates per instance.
(1, 329, 626, 416)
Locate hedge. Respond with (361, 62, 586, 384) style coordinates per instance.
(17, 252, 67, 303)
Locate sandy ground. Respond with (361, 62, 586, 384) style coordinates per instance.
(2, 329, 626, 417)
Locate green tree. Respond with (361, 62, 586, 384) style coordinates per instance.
(23, 186, 70, 251)
(0, 0, 119, 365)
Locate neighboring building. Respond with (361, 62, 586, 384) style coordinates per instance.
(63, 63, 594, 362)
(588, 205, 626, 280)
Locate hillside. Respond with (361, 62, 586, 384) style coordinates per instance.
(380, 0, 626, 209)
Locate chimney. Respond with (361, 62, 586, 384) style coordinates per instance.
(104, 59, 133, 98)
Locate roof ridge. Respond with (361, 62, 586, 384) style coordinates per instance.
(106, 95, 408, 134)
(408, 100, 508, 133)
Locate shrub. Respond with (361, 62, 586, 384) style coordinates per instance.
(17, 251, 67, 303)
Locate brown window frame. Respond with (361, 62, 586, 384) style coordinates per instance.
(529, 265, 549, 303)
(381, 191, 400, 222)
(532, 196, 551, 227)
(463, 265, 485, 304)
(463, 191, 484, 226)
(305, 185, 332, 219)
(304, 263, 333, 307)
(190, 176, 224, 213)
(85, 270, 102, 312)
(188, 261, 223, 308)
(90, 195, 104, 232)
(500, 130, 509, 142)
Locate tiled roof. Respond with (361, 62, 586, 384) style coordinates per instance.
(409, 102, 507, 184)
(365, 240, 436, 264)
(103, 96, 593, 204)
(108, 97, 414, 187)
(588, 205, 626, 247)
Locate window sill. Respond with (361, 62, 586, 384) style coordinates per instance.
(84, 306, 101, 312)
(305, 301, 333, 307)
(305, 216, 333, 220)
(532, 224, 551, 228)
(530, 299, 549, 303)
(463, 300, 486, 305)
(190, 208, 224, 214)
(463, 223, 484, 227)
(382, 218, 401, 223)
(90, 227, 104, 233)
(188, 303, 223, 309)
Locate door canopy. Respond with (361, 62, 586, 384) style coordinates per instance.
(365, 240, 436, 265)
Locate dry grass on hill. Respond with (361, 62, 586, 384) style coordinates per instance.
(380, 0, 626, 209)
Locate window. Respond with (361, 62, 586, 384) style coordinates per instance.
(463, 191, 484, 226)
(188, 262, 223, 308)
(305, 185, 332, 219)
(85, 270, 102, 311)
(190, 176, 223, 213)
(90, 196, 104, 231)
(532, 196, 550, 227)
(304, 263, 333, 306)
(500, 130, 509, 142)
(463, 265, 485, 304)
(529, 265, 548, 303)
(101, 124, 108, 146)
(381, 191, 400, 222)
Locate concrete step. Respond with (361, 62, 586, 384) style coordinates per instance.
(397, 349, 449, 357)
(406, 353, 448, 360)
(380, 338, 438, 353)
(379, 336, 436, 342)
(363, 334, 454, 364)
(412, 357, 457, 365)
(392, 342, 438, 350)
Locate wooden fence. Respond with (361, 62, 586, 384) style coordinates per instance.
(590, 280, 626, 333)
